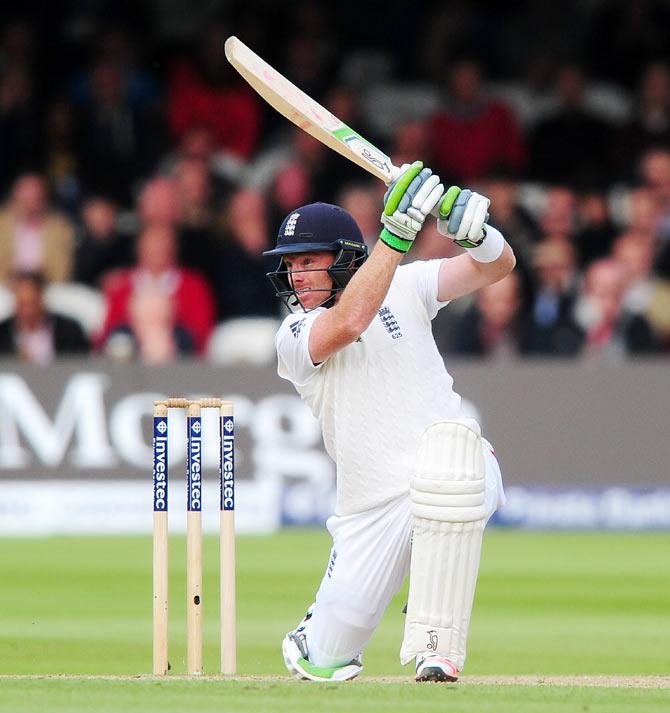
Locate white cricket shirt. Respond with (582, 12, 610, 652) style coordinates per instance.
(275, 259, 470, 515)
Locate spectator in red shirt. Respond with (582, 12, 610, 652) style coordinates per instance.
(427, 57, 526, 184)
(167, 21, 261, 160)
(136, 175, 219, 292)
(99, 224, 215, 353)
(105, 289, 195, 364)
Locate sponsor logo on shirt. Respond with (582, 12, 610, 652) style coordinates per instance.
(290, 318, 307, 338)
(378, 305, 402, 339)
(284, 212, 300, 236)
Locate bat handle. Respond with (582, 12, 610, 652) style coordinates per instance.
(387, 164, 401, 184)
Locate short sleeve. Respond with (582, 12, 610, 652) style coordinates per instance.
(395, 259, 448, 320)
(276, 309, 327, 386)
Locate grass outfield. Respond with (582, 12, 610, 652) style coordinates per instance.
(0, 531, 668, 712)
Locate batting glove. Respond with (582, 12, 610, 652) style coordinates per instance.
(380, 161, 444, 253)
(437, 187, 490, 248)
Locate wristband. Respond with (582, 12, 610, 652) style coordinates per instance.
(379, 228, 412, 253)
(463, 225, 505, 263)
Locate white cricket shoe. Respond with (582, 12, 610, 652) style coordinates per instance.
(415, 654, 459, 682)
(282, 607, 362, 682)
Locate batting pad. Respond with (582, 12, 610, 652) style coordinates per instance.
(400, 422, 487, 669)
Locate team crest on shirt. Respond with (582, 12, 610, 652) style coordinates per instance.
(290, 318, 307, 338)
(378, 306, 402, 339)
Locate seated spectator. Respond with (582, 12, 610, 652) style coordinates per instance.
(100, 224, 215, 353)
(326, 85, 371, 143)
(390, 120, 429, 174)
(0, 18, 37, 78)
(167, 21, 261, 160)
(639, 149, 670, 276)
(574, 190, 617, 268)
(487, 54, 557, 129)
(337, 184, 381, 248)
(614, 62, 670, 180)
(639, 148, 670, 239)
(174, 158, 214, 231)
(427, 57, 526, 184)
(529, 64, 613, 186)
(42, 98, 81, 215)
(0, 64, 40, 196)
(157, 124, 241, 194)
(0, 271, 90, 363)
(481, 171, 541, 281)
(262, 126, 364, 215)
(612, 232, 670, 346)
(264, 130, 323, 218)
(105, 290, 195, 364)
(74, 196, 132, 287)
(524, 241, 582, 356)
(137, 175, 219, 290)
(445, 272, 525, 358)
(539, 186, 578, 243)
(639, 147, 670, 206)
(279, 34, 334, 109)
(582, 0, 670, 88)
(626, 186, 661, 236)
(173, 158, 221, 288)
(216, 189, 281, 320)
(137, 176, 179, 228)
(69, 23, 161, 111)
(573, 258, 660, 359)
(74, 57, 166, 205)
(0, 174, 75, 283)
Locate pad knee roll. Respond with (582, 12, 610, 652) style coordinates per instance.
(411, 421, 486, 522)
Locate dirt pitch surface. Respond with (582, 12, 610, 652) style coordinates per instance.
(1, 674, 668, 688)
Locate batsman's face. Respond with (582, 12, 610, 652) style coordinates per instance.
(284, 251, 334, 310)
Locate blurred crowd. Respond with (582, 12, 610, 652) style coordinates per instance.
(1, 1, 670, 365)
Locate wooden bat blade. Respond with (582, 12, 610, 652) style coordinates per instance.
(224, 36, 397, 184)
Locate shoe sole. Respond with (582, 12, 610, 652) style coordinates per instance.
(415, 666, 458, 683)
(296, 662, 361, 682)
(282, 634, 362, 682)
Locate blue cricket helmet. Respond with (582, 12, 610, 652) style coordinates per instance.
(264, 202, 368, 311)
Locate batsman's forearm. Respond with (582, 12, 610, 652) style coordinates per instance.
(307, 238, 404, 364)
(334, 240, 404, 335)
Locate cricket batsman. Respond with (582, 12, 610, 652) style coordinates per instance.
(264, 161, 515, 682)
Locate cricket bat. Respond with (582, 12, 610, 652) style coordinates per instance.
(224, 35, 398, 185)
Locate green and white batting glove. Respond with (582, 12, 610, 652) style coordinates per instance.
(437, 187, 491, 248)
(380, 161, 444, 253)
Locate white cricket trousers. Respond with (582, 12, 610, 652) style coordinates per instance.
(302, 442, 504, 668)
